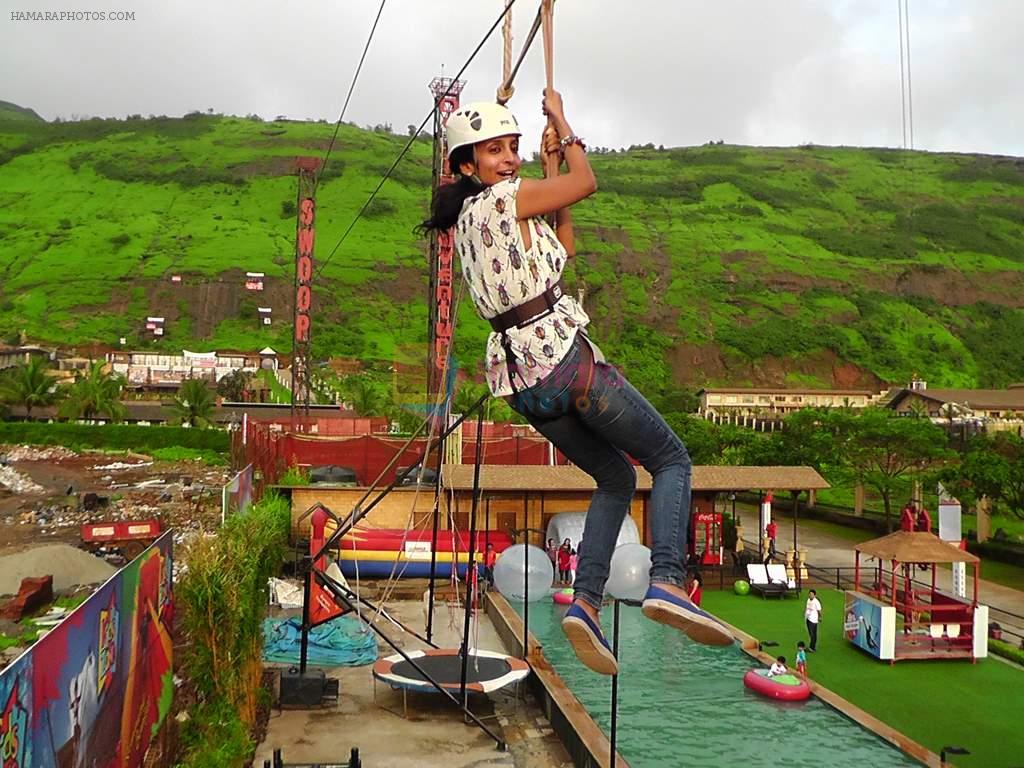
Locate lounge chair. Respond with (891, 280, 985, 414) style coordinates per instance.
(746, 564, 787, 599)
(766, 564, 801, 598)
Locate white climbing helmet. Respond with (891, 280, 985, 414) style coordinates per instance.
(445, 101, 521, 159)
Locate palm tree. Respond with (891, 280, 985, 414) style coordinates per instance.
(339, 375, 388, 416)
(452, 381, 491, 419)
(170, 378, 217, 428)
(59, 361, 127, 422)
(0, 356, 62, 420)
(907, 400, 930, 420)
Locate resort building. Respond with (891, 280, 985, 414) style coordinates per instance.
(698, 387, 883, 421)
(107, 347, 280, 389)
(886, 379, 1024, 422)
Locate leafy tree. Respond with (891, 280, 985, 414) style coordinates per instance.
(452, 381, 490, 418)
(664, 414, 758, 466)
(742, 407, 847, 513)
(338, 374, 389, 417)
(171, 378, 217, 428)
(58, 361, 127, 422)
(842, 408, 952, 531)
(0, 356, 62, 420)
(941, 433, 1024, 520)
(216, 369, 253, 402)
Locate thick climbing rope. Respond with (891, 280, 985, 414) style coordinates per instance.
(496, 1, 560, 180)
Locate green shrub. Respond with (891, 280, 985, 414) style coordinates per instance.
(277, 465, 310, 486)
(363, 197, 397, 218)
(911, 203, 1020, 260)
(942, 156, 1024, 186)
(0, 422, 229, 452)
(150, 446, 227, 465)
(176, 700, 253, 768)
(807, 225, 914, 260)
(990, 638, 1024, 666)
(176, 492, 290, 766)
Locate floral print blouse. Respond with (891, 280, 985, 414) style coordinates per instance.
(455, 177, 590, 396)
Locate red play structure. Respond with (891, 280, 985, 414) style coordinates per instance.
(849, 531, 987, 663)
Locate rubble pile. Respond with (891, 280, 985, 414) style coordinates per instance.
(0, 445, 77, 462)
(92, 460, 153, 471)
(0, 443, 230, 554)
(0, 466, 45, 495)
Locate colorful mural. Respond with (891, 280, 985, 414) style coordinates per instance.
(844, 590, 896, 660)
(0, 532, 173, 767)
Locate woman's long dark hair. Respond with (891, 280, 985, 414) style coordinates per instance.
(416, 145, 484, 235)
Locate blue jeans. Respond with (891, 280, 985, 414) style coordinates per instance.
(507, 335, 690, 610)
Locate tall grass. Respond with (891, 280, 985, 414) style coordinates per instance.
(175, 491, 290, 766)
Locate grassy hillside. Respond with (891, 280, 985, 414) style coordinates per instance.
(1, 107, 1023, 399)
(0, 100, 44, 122)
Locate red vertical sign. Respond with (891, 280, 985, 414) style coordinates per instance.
(295, 198, 314, 345)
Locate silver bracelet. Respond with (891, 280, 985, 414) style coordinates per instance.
(559, 135, 587, 152)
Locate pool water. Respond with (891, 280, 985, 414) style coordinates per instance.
(515, 602, 920, 768)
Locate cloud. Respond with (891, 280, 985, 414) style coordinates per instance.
(1, 0, 1021, 156)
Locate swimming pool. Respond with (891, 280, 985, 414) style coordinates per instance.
(516, 602, 921, 768)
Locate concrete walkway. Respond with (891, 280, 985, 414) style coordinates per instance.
(758, 506, 1024, 637)
(253, 599, 571, 768)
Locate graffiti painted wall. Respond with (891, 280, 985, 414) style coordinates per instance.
(0, 532, 174, 767)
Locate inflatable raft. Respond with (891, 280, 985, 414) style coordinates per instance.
(742, 669, 811, 701)
(552, 588, 573, 605)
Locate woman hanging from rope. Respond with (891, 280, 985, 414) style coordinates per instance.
(418, 90, 733, 675)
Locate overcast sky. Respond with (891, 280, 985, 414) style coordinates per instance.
(2, 0, 1021, 157)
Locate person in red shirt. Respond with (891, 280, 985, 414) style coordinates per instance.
(557, 539, 573, 583)
(686, 571, 704, 607)
(765, 520, 778, 562)
(483, 543, 498, 587)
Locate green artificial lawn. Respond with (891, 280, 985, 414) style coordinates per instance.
(703, 589, 1024, 768)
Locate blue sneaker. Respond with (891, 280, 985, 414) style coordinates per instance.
(561, 602, 619, 675)
(641, 584, 734, 646)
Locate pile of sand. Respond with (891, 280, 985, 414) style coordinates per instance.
(0, 545, 117, 596)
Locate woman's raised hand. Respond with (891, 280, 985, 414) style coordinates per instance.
(542, 88, 565, 122)
(542, 125, 561, 166)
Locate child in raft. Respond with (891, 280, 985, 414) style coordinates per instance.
(418, 89, 732, 675)
(768, 656, 788, 677)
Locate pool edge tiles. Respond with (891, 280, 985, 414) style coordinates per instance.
(485, 593, 629, 768)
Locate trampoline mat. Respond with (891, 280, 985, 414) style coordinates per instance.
(390, 654, 512, 685)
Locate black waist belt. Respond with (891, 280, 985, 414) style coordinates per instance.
(488, 279, 565, 333)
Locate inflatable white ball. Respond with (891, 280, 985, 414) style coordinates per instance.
(493, 544, 553, 602)
(605, 543, 652, 601)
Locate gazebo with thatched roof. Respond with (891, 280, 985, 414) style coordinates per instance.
(847, 531, 987, 663)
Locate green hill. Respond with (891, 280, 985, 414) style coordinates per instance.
(0, 100, 44, 123)
(1, 110, 1023, 400)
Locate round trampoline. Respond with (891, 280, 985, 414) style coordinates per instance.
(373, 648, 529, 694)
